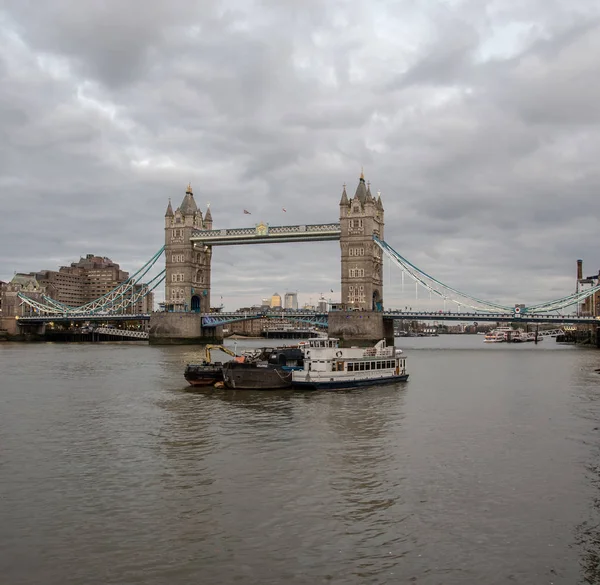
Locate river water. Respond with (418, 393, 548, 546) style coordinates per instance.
(1, 335, 600, 584)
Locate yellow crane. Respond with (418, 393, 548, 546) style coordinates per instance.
(204, 344, 237, 363)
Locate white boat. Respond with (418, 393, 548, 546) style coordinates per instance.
(292, 338, 408, 390)
(484, 328, 511, 343)
(484, 327, 542, 343)
(508, 330, 541, 343)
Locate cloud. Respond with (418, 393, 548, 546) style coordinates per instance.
(1, 0, 600, 311)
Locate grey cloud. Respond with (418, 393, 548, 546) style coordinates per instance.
(2, 0, 600, 311)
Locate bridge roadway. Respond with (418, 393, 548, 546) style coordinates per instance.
(16, 310, 600, 326)
(191, 223, 341, 246)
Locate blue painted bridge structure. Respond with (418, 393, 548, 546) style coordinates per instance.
(16, 310, 600, 327)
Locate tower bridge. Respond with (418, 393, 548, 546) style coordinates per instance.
(13, 171, 600, 345)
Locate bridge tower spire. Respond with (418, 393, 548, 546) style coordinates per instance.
(164, 183, 212, 313)
(339, 170, 384, 311)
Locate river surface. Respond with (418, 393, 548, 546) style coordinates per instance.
(2, 335, 600, 584)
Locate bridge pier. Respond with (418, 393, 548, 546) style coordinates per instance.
(328, 311, 394, 347)
(1, 318, 46, 341)
(148, 312, 223, 345)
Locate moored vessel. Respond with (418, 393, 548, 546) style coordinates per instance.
(483, 327, 512, 343)
(483, 328, 542, 344)
(184, 344, 237, 387)
(292, 338, 408, 390)
(222, 347, 304, 390)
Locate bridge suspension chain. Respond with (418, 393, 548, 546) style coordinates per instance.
(17, 247, 165, 316)
(376, 236, 600, 315)
(374, 237, 513, 313)
(518, 285, 600, 313)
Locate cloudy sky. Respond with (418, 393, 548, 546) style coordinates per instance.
(1, 0, 600, 311)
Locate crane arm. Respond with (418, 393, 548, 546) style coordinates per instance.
(204, 344, 238, 362)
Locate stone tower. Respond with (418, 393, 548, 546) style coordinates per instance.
(339, 171, 385, 311)
(164, 184, 212, 312)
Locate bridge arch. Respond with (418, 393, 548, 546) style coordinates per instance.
(372, 289, 382, 312)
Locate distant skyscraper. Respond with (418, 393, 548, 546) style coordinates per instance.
(284, 292, 298, 310)
(271, 292, 282, 308)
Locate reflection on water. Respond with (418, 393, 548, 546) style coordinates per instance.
(1, 337, 600, 584)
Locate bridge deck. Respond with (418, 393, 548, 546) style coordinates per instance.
(15, 310, 600, 326)
(190, 223, 341, 245)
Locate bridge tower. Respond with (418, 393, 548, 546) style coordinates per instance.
(164, 184, 212, 313)
(339, 171, 384, 311)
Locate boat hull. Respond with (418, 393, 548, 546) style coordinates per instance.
(222, 363, 293, 390)
(184, 364, 224, 387)
(293, 373, 409, 390)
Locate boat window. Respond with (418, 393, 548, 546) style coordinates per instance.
(360, 362, 365, 371)
(348, 363, 354, 372)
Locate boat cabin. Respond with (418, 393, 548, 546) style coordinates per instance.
(299, 338, 407, 376)
(292, 338, 409, 389)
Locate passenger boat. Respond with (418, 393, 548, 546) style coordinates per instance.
(184, 344, 237, 386)
(483, 328, 511, 343)
(510, 330, 537, 343)
(221, 347, 304, 390)
(292, 338, 408, 390)
(483, 328, 541, 344)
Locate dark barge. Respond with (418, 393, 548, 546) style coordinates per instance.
(222, 347, 304, 390)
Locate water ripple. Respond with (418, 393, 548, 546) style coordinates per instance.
(0, 339, 599, 584)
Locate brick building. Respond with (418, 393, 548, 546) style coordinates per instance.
(1, 255, 154, 317)
(577, 259, 600, 316)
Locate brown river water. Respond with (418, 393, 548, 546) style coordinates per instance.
(1, 335, 600, 584)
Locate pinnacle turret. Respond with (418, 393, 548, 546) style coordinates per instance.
(339, 184, 349, 206)
(179, 183, 198, 215)
(165, 198, 174, 217)
(353, 173, 368, 205)
(205, 205, 212, 223)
